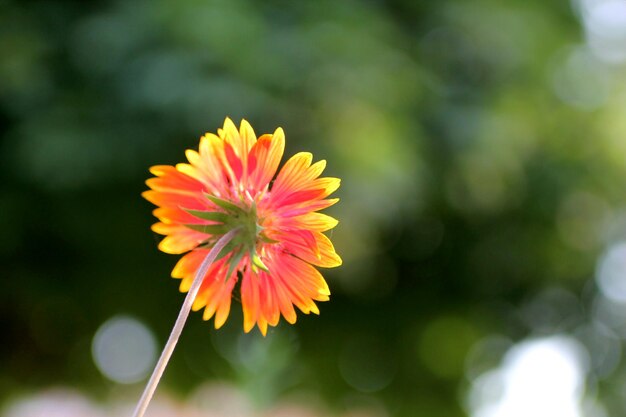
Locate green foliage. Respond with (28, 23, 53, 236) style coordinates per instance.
(2, 0, 626, 416)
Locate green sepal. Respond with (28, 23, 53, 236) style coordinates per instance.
(251, 252, 269, 273)
(205, 194, 245, 215)
(214, 239, 240, 262)
(225, 249, 245, 282)
(185, 209, 230, 224)
(184, 223, 229, 235)
(259, 233, 279, 244)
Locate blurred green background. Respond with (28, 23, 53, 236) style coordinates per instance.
(2, 0, 626, 416)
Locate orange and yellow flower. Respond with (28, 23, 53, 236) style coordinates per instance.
(143, 118, 341, 335)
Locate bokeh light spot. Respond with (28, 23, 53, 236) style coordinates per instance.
(550, 46, 610, 110)
(3, 389, 101, 417)
(596, 242, 626, 303)
(91, 315, 157, 384)
(467, 336, 591, 417)
(519, 287, 583, 333)
(592, 294, 626, 338)
(579, 0, 626, 63)
(575, 323, 621, 379)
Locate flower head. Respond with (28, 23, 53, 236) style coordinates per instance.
(143, 118, 341, 335)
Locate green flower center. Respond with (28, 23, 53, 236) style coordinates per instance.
(184, 194, 271, 274)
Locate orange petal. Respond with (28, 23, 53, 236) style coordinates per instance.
(270, 250, 331, 298)
(281, 231, 342, 268)
(271, 152, 313, 197)
(153, 207, 206, 225)
(269, 176, 340, 210)
(213, 287, 234, 329)
(272, 277, 297, 324)
(264, 248, 330, 317)
(172, 250, 206, 280)
(272, 213, 338, 234)
(142, 190, 209, 211)
(176, 160, 222, 196)
(152, 224, 208, 254)
(247, 130, 285, 193)
(278, 189, 326, 207)
(195, 134, 232, 193)
(259, 273, 280, 327)
(277, 198, 340, 217)
(146, 165, 206, 192)
(257, 317, 268, 336)
(241, 268, 260, 333)
(239, 119, 257, 153)
(210, 129, 242, 192)
(241, 266, 285, 335)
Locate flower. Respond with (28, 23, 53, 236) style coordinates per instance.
(143, 118, 341, 335)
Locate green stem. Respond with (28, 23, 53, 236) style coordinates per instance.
(132, 229, 239, 417)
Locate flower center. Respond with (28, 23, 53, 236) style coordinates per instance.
(230, 201, 263, 251)
(184, 194, 271, 273)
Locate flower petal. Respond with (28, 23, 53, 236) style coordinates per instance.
(145, 118, 341, 335)
(274, 212, 338, 232)
(239, 119, 257, 153)
(270, 152, 313, 197)
(247, 129, 285, 193)
(142, 190, 209, 211)
(262, 248, 330, 316)
(172, 250, 206, 288)
(281, 231, 342, 268)
(241, 266, 260, 333)
(157, 228, 207, 254)
(278, 198, 340, 217)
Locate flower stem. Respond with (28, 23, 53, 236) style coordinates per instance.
(132, 229, 239, 417)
